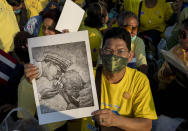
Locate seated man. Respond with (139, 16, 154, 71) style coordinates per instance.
(24, 27, 157, 131)
(117, 11, 148, 74)
(81, 27, 157, 131)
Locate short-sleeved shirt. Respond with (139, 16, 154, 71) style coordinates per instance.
(81, 67, 157, 131)
(79, 25, 102, 65)
(131, 36, 147, 67)
(24, 0, 49, 18)
(139, 0, 173, 33)
(0, 0, 20, 52)
(121, 0, 141, 16)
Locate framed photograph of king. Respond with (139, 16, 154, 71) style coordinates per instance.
(28, 30, 99, 125)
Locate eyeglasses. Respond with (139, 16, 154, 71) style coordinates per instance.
(42, 25, 55, 31)
(122, 25, 138, 33)
(103, 48, 129, 56)
(179, 30, 188, 39)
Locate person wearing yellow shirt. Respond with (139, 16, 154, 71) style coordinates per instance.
(81, 27, 157, 131)
(23, 27, 157, 131)
(117, 11, 148, 74)
(138, 0, 174, 47)
(0, 0, 20, 53)
(24, 0, 49, 18)
(79, 2, 108, 67)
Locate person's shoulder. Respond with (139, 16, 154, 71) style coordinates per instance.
(134, 37, 145, 46)
(126, 67, 148, 81)
(80, 26, 101, 36)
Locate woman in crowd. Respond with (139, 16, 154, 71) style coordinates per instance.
(79, 2, 108, 67)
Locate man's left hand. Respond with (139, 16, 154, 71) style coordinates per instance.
(92, 109, 118, 127)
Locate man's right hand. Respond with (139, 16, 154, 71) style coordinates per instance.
(24, 64, 38, 83)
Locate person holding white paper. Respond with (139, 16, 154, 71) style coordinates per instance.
(17, 8, 69, 131)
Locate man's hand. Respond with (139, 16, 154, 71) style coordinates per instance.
(24, 64, 38, 83)
(92, 109, 117, 127)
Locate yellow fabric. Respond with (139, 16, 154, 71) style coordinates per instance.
(79, 25, 102, 64)
(99, 24, 108, 31)
(17, 76, 66, 131)
(75, 0, 85, 7)
(24, 0, 49, 18)
(112, 22, 119, 27)
(0, 0, 20, 53)
(121, 0, 141, 16)
(81, 67, 157, 131)
(132, 37, 147, 67)
(139, 0, 173, 33)
(158, 44, 188, 84)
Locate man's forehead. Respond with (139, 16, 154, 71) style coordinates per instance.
(104, 38, 127, 49)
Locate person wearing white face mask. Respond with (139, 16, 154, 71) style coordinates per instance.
(117, 11, 148, 75)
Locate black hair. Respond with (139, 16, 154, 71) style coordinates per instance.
(7, 0, 21, 6)
(84, 2, 107, 28)
(103, 27, 131, 51)
(117, 11, 138, 26)
(42, 8, 61, 25)
(14, 31, 33, 63)
(182, 18, 188, 30)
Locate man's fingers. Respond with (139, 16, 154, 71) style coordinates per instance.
(29, 73, 39, 83)
(24, 64, 35, 69)
(92, 109, 111, 115)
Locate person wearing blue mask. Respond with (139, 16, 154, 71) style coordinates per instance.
(7, 0, 28, 31)
(118, 11, 148, 74)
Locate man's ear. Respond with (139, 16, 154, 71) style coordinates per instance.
(128, 51, 133, 62)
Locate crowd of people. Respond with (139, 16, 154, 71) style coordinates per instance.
(0, 0, 188, 130)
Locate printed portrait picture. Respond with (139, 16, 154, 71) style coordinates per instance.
(28, 31, 98, 125)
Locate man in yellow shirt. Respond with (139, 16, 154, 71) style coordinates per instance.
(81, 27, 157, 131)
(22, 27, 157, 131)
(0, 0, 20, 53)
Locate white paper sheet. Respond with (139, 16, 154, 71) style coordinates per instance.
(55, 0, 85, 32)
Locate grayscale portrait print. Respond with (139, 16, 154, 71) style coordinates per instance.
(32, 41, 94, 114)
